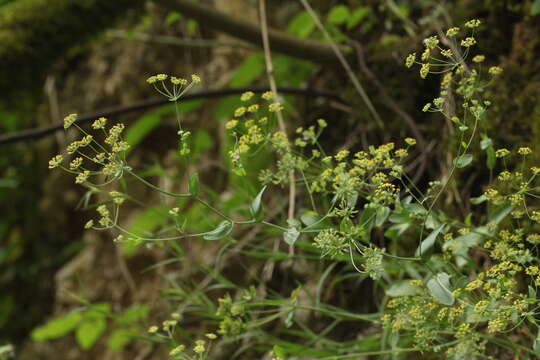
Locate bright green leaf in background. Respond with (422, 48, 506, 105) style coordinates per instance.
(327, 5, 351, 25)
(31, 312, 82, 341)
(124, 100, 204, 151)
(124, 206, 169, 255)
(287, 11, 315, 38)
(188, 173, 199, 196)
(532, 0, 540, 15)
(107, 328, 135, 352)
(115, 304, 149, 325)
(75, 317, 106, 350)
(229, 52, 265, 88)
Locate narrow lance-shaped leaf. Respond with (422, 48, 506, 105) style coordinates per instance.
(415, 224, 445, 257)
(250, 186, 267, 218)
(188, 173, 199, 196)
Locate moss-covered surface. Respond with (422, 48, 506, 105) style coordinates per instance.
(0, 0, 145, 106)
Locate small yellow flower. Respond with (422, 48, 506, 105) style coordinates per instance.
(405, 138, 416, 146)
(420, 63, 430, 79)
(465, 19, 481, 28)
(518, 147, 532, 155)
(156, 74, 168, 81)
(405, 53, 416, 68)
(75, 170, 90, 184)
(191, 74, 201, 83)
(461, 37, 476, 47)
(147, 325, 159, 334)
(247, 104, 259, 112)
(240, 91, 254, 101)
(268, 102, 283, 112)
(48, 154, 64, 169)
(446, 27, 460, 37)
(92, 117, 107, 129)
(225, 120, 238, 130)
(63, 113, 77, 129)
(472, 55, 485, 63)
(495, 148, 510, 158)
(234, 107, 246, 117)
(489, 66, 503, 75)
(69, 157, 83, 170)
(262, 91, 274, 100)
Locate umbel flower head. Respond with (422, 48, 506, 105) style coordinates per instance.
(63, 113, 77, 129)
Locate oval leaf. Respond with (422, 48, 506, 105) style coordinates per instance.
(31, 312, 82, 341)
(453, 154, 473, 168)
(427, 272, 454, 306)
(284, 227, 300, 246)
(76, 317, 106, 350)
(203, 220, 233, 240)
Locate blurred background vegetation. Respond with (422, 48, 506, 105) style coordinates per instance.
(1, 0, 540, 358)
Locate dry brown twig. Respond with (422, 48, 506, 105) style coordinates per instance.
(258, 0, 296, 286)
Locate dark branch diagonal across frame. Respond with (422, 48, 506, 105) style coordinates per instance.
(0, 87, 347, 145)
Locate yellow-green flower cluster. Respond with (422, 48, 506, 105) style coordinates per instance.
(63, 113, 77, 129)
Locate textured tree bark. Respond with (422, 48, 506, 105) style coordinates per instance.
(157, 0, 344, 64)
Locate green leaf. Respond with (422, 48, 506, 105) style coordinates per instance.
(115, 305, 149, 325)
(386, 280, 420, 297)
(486, 145, 496, 170)
(347, 7, 370, 29)
(188, 173, 199, 196)
(76, 317, 106, 350)
(187, 19, 198, 35)
(273, 344, 287, 358)
(375, 206, 390, 227)
(124, 105, 174, 150)
(203, 220, 233, 240)
(415, 224, 445, 257)
(384, 223, 409, 240)
(427, 272, 454, 306)
(107, 329, 134, 352)
(480, 136, 492, 150)
(124, 206, 169, 255)
(284, 227, 300, 246)
(165, 11, 181, 25)
(488, 205, 513, 224)
(470, 195, 487, 205)
(339, 217, 354, 233)
(250, 186, 267, 219)
(287, 11, 315, 38)
(300, 211, 330, 231)
(453, 154, 473, 168)
(532, 0, 540, 15)
(229, 52, 265, 87)
(327, 5, 351, 25)
(31, 312, 82, 341)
